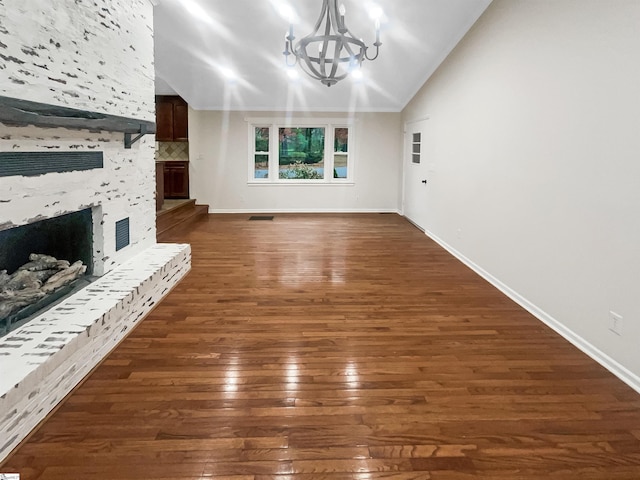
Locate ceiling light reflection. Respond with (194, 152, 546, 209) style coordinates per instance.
(354, 471, 373, 479)
(345, 360, 359, 388)
(284, 82, 310, 122)
(285, 361, 299, 392)
(345, 362, 358, 378)
(223, 366, 239, 394)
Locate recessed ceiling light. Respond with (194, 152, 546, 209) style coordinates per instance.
(180, 0, 213, 24)
(286, 68, 299, 80)
(219, 67, 237, 81)
(369, 5, 384, 21)
(272, 1, 296, 22)
(351, 69, 364, 81)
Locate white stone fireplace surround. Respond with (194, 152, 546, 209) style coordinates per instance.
(0, 0, 190, 462)
(0, 127, 191, 461)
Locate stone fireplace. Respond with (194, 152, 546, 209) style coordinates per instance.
(0, 0, 191, 462)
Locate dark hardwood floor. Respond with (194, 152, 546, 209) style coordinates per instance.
(3, 213, 640, 479)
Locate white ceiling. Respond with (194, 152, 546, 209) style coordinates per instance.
(153, 0, 492, 112)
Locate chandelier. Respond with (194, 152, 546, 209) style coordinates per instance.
(283, 0, 382, 87)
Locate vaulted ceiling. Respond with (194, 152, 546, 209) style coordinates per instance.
(153, 0, 492, 112)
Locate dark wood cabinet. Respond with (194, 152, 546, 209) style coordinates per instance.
(155, 96, 190, 200)
(155, 162, 165, 210)
(163, 161, 189, 199)
(155, 96, 188, 142)
(155, 101, 174, 142)
(172, 100, 189, 141)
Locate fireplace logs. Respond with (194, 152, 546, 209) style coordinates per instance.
(0, 254, 87, 322)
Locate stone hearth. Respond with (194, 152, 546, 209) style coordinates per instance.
(0, 243, 190, 459)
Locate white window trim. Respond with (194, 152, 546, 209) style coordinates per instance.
(246, 117, 355, 185)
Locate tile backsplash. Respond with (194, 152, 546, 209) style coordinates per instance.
(156, 141, 189, 161)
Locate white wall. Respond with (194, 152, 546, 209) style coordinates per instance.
(188, 110, 402, 212)
(402, 0, 640, 385)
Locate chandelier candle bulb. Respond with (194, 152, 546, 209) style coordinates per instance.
(338, 4, 347, 33)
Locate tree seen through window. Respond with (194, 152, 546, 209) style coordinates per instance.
(278, 128, 325, 179)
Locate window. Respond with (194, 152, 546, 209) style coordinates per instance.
(279, 127, 325, 179)
(333, 127, 349, 179)
(248, 118, 353, 184)
(412, 132, 421, 164)
(253, 127, 269, 179)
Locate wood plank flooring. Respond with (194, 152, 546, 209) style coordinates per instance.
(3, 213, 640, 479)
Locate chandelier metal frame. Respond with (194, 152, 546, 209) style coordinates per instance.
(283, 0, 382, 87)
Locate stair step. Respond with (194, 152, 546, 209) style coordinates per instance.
(156, 199, 208, 239)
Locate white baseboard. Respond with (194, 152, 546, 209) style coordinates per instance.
(208, 208, 401, 214)
(424, 228, 640, 395)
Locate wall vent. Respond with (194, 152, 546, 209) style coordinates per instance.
(115, 218, 130, 251)
(0, 151, 103, 177)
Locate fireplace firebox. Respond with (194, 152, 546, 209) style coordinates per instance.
(0, 208, 94, 336)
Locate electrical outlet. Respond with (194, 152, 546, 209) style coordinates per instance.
(609, 311, 623, 336)
(456, 228, 462, 239)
